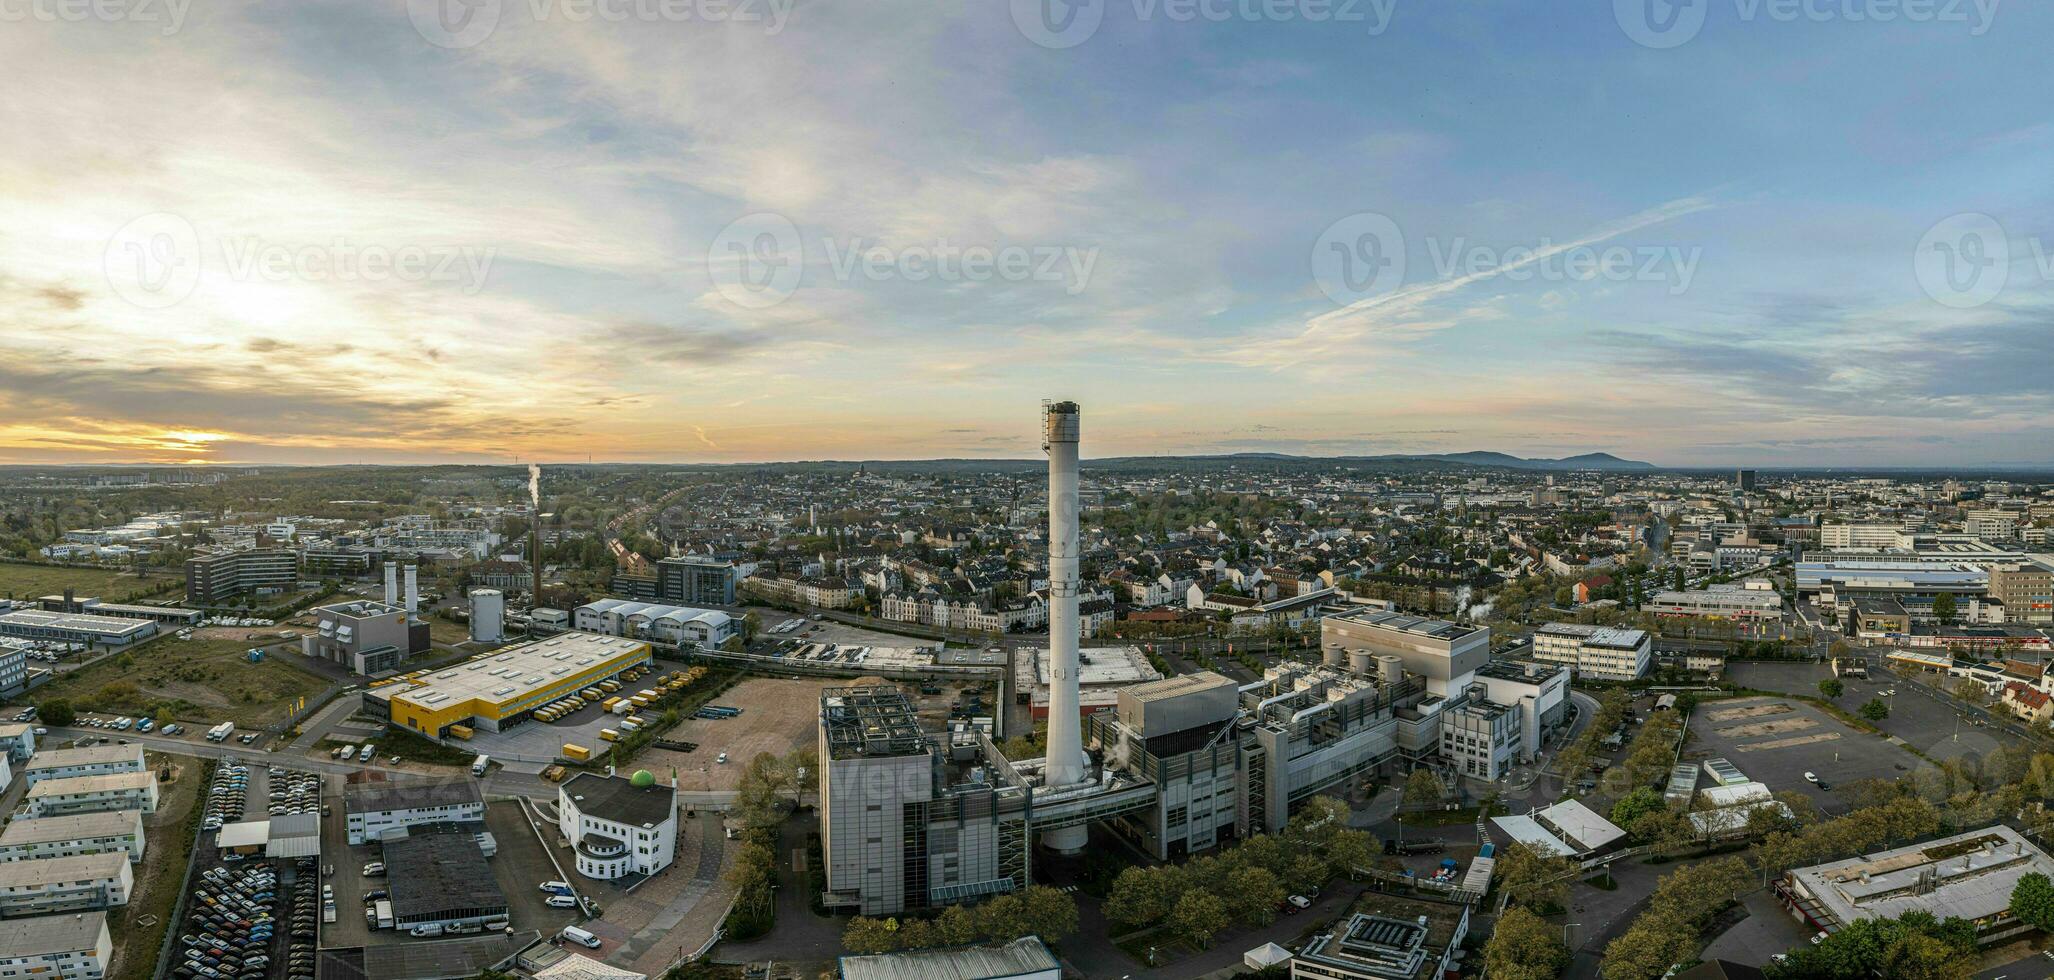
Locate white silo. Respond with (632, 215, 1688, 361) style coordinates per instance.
(1323, 645, 1346, 669)
(470, 589, 505, 643)
(1348, 650, 1375, 676)
(1376, 655, 1404, 685)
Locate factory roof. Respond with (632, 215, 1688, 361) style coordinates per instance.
(25, 743, 145, 773)
(1020, 645, 1160, 689)
(386, 632, 648, 713)
(0, 910, 107, 957)
(1786, 825, 2054, 930)
(1488, 815, 1572, 857)
(838, 935, 1060, 980)
(0, 851, 128, 888)
(1122, 671, 1236, 704)
(385, 833, 508, 919)
(822, 685, 928, 759)
(1331, 608, 1485, 641)
(344, 776, 483, 815)
(0, 608, 154, 638)
(1472, 659, 1567, 685)
(576, 598, 733, 630)
(0, 810, 144, 845)
(562, 772, 676, 829)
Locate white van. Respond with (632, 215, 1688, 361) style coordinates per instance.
(545, 894, 578, 908)
(561, 926, 602, 949)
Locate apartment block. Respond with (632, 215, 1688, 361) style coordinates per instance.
(0, 812, 147, 864)
(0, 853, 132, 918)
(0, 909, 112, 980)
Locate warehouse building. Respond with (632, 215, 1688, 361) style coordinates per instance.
(557, 771, 679, 880)
(26, 772, 159, 817)
(30, 596, 203, 627)
(25, 744, 144, 787)
(0, 811, 147, 863)
(382, 833, 509, 931)
(0, 608, 157, 648)
(367, 632, 651, 736)
(0, 852, 132, 917)
(1779, 824, 2054, 948)
(573, 599, 734, 650)
(0, 909, 112, 980)
(345, 776, 485, 845)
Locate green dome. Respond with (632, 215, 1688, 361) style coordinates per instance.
(630, 770, 655, 788)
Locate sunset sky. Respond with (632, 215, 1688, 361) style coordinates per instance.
(3, 1, 2050, 467)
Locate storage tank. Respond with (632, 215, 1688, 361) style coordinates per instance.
(469, 589, 504, 643)
(1323, 645, 1345, 668)
(1348, 650, 1375, 676)
(1377, 655, 1404, 684)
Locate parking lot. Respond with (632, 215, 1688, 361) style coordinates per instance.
(1724, 660, 2011, 763)
(1687, 695, 1919, 813)
(173, 759, 322, 980)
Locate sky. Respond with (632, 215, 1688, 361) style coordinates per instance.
(2, 0, 2050, 468)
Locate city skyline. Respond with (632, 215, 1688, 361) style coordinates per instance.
(4, 2, 2050, 468)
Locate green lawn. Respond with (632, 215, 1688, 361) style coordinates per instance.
(0, 561, 182, 602)
(31, 636, 331, 729)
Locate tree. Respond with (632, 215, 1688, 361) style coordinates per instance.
(1860, 698, 1890, 721)
(1403, 768, 1446, 808)
(1952, 678, 1986, 702)
(2012, 872, 2054, 933)
(1168, 890, 1230, 948)
(1484, 907, 1572, 980)
(1818, 678, 1844, 699)
(1933, 592, 1957, 624)
(36, 699, 75, 727)
(842, 917, 901, 955)
(1611, 787, 1666, 831)
(1104, 866, 1182, 930)
(1495, 842, 1579, 911)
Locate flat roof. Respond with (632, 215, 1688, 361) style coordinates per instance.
(1536, 799, 1626, 852)
(387, 632, 648, 713)
(344, 776, 482, 815)
(839, 935, 1060, 980)
(562, 772, 675, 828)
(0, 909, 106, 956)
(27, 771, 155, 797)
(1333, 608, 1485, 641)
(1489, 815, 1572, 857)
(0, 810, 144, 845)
(0, 609, 153, 637)
(217, 821, 271, 848)
(384, 833, 508, 918)
(26, 744, 144, 772)
(0, 852, 128, 888)
(1788, 825, 2054, 929)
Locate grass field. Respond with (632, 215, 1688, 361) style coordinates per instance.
(109, 753, 207, 980)
(0, 561, 182, 602)
(31, 636, 331, 728)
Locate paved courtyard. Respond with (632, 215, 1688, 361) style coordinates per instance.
(1687, 694, 1919, 814)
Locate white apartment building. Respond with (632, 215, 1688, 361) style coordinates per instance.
(0, 853, 132, 917)
(24, 773, 159, 817)
(0, 909, 112, 980)
(343, 777, 485, 845)
(1819, 523, 1911, 549)
(0, 643, 25, 697)
(557, 773, 678, 880)
(0, 812, 147, 864)
(1531, 623, 1651, 681)
(0, 723, 39, 765)
(24, 745, 144, 788)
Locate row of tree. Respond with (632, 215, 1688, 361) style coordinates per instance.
(842, 886, 1078, 955)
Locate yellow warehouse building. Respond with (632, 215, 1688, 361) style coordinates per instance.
(368, 632, 652, 735)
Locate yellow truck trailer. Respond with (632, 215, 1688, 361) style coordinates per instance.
(562, 743, 591, 761)
(598, 729, 621, 743)
(599, 680, 621, 693)
(601, 697, 622, 712)
(448, 724, 474, 740)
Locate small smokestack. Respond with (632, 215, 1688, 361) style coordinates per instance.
(404, 565, 419, 615)
(383, 562, 398, 606)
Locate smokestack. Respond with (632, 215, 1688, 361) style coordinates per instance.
(404, 565, 419, 616)
(384, 561, 398, 606)
(1041, 400, 1088, 854)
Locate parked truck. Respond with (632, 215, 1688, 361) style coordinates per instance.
(448, 724, 474, 740)
(206, 722, 235, 742)
(562, 743, 591, 762)
(470, 754, 490, 776)
(374, 900, 395, 930)
(598, 729, 621, 743)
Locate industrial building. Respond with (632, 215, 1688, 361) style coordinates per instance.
(1796, 560, 1987, 615)
(1012, 643, 1162, 718)
(185, 547, 299, 605)
(556, 771, 679, 880)
(382, 832, 510, 931)
(24, 744, 144, 787)
(1319, 608, 1491, 696)
(302, 599, 421, 675)
(838, 936, 1060, 980)
(1471, 659, 1570, 762)
(0, 909, 111, 980)
(366, 631, 651, 736)
(0, 853, 132, 917)
(1530, 623, 1651, 681)
(572, 598, 734, 650)
(1288, 895, 1472, 980)
(344, 776, 486, 845)
(0, 811, 147, 863)
(1779, 825, 2054, 948)
(25, 771, 159, 817)
(29, 595, 202, 627)
(0, 608, 157, 648)
(1644, 582, 1784, 620)
(469, 588, 505, 643)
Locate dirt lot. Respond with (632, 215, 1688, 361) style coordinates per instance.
(32, 633, 331, 729)
(639, 677, 879, 791)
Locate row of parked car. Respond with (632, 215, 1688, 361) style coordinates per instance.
(267, 769, 323, 819)
(202, 761, 250, 832)
(173, 863, 281, 980)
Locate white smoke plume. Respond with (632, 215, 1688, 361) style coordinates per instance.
(528, 463, 541, 510)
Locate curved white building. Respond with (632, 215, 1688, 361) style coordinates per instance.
(557, 772, 677, 880)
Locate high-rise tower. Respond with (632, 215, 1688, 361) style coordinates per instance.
(1040, 401, 1088, 853)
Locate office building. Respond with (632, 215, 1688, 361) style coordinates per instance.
(364, 632, 651, 736)
(1644, 584, 1784, 620)
(1965, 511, 2019, 541)
(556, 772, 678, 879)
(0, 609, 156, 648)
(344, 776, 485, 845)
(1734, 469, 1757, 491)
(572, 599, 734, 650)
(24, 745, 144, 788)
(0, 645, 26, 698)
(1818, 523, 1911, 550)
(1531, 623, 1651, 681)
(25, 772, 159, 817)
(0, 811, 147, 863)
(0, 910, 111, 980)
(185, 548, 299, 605)
(655, 556, 737, 606)
(1780, 825, 2054, 948)
(0, 853, 132, 917)
(1988, 563, 2054, 624)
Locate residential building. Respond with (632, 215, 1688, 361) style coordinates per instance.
(184, 548, 298, 605)
(0, 811, 147, 863)
(1531, 623, 1651, 681)
(24, 745, 144, 788)
(0, 909, 112, 980)
(25, 772, 159, 817)
(0, 723, 34, 764)
(344, 777, 486, 845)
(0, 853, 132, 917)
(0, 646, 25, 698)
(556, 772, 678, 879)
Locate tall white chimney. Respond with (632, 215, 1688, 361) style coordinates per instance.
(403, 565, 419, 616)
(383, 561, 398, 606)
(1041, 400, 1088, 854)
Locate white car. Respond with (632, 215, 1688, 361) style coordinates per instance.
(1804, 771, 1820, 784)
